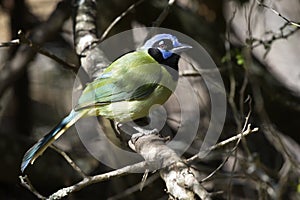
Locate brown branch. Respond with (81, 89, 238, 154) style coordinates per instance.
(144, 0, 176, 42)
(152, 0, 175, 27)
(197, 123, 253, 184)
(19, 175, 46, 199)
(17, 31, 78, 71)
(50, 145, 88, 179)
(250, 0, 300, 52)
(100, 0, 146, 41)
(74, 0, 98, 55)
(252, 28, 299, 48)
(0, 0, 72, 97)
(22, 125, 258, 199)
(107, 173, 159, 200)
(130, 133, 211, 200)
(249, 64, 300, 170)
(226, 8, 242, 131)
(255, 0, 300, 28)
(0, 35, 78, 71)
(73, 0, 109, 81)
(160, 161, 210, 200)
(187, 125, 259, 163)
(46, 162, 146, 200)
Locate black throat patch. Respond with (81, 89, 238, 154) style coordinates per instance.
(148, 48, 180, 72)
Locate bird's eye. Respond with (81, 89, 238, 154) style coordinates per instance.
(153, 39, 173, 51)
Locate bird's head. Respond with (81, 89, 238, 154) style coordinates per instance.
(141, 34, 192, 61)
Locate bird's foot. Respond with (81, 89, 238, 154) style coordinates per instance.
(128, 128, 159, 151)
(131, 128, 159, 142)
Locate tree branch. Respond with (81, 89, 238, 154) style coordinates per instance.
(255, 0, 300, 28)
(187, 125, 259, 163)
(46, 162, 146, 200)
(17, 31, 78, 71)
(131, 133, 211, 200)
(100, 0, 146, 41)
(19, 175, 46, 200)
(20, 123, 259, 199)
(73, 0, 109, 81)
(50, 145, 88, 179)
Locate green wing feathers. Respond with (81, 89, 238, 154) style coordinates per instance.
(76, 51, 163, 110)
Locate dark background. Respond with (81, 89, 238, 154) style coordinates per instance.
(0, 0, 299, 199)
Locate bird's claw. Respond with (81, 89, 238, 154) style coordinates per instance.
(128, 128, 159, 151)
(131, 128, 159, 142)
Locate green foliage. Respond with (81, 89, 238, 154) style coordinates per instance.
(235, 53, 244, 66)
(221, 48, 245, 66)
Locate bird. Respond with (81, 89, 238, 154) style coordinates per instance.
(21, 33, 192, 172)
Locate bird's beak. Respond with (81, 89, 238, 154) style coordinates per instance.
(171, 43, 192, 54)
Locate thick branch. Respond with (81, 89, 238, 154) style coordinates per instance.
(73, 0, 109, 80)
(20, 124, 259, 199)
(131, 134, 211, 200)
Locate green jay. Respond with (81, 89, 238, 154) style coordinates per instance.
(21, 33, 192, 172)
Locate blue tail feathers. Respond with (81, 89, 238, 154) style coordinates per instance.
(21, 132, 56, 172)
(21, 110, 85, 172)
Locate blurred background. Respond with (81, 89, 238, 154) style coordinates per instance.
(0, 0, 300, 199)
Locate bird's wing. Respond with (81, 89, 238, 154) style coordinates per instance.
(75, 51, 162, 110)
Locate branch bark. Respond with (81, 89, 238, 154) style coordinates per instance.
(46, 162, 146, 200)
(19, 124, 258, 199)
(73, 0, 109, 82)
(131, 134, 211, 200)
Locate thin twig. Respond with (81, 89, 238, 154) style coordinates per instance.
(18, 31, 78, 71)
(0, 39, 20, 47)
(248, 1, 300, 55)
(19, 175, 46, 199)
(152, 0, 175, 27)
(187, 125, 259, 163)
(179, 67, 226, 76)
(100, 0, 146, 41)
(143, 0, 176, 43)
(225, 7, 242, 132)
(140, 168, 149, 191)
(256, 0, 300, 28)
(240, 5, 254, 155)
(249, 71, 300, 170)
(198, 124, 257, 183)
(47, 162, 146, 200)
(50, 145, 88, 178)
(108, 173, 159, 200)
(251, 27, 299, 49)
